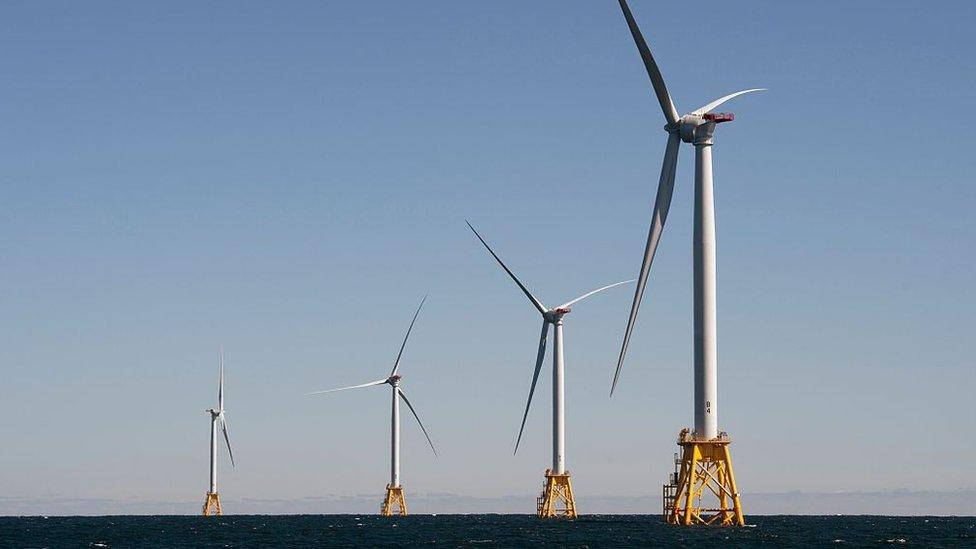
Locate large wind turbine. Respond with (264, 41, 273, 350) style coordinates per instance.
(307, 296, 436, 517)
(467, 221, 632, 518)
(609, 0, 760, 526)
(202, 351, 235, 516)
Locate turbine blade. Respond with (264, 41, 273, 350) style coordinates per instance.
(612, 132, 681, 396)
(391, 295, 427, 377)
(558, 279, 635, 310)
(397, 388, 437, 456)
(218, 349, 224, 411)
(690, 88, 767, 116)
(466, 220, 547, 314)
(514, 319, 549, 454)
(220, 415, 235, 468)
(305, 378, 388, 396)
(617, 0, 679, 125)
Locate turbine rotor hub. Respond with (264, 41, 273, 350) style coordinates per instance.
(388, 374, 402, 386)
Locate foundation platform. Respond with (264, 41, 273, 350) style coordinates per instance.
(381, 484, 406, 516)
(536, 469, 577, 518)
(662, 429, 744, 525)
(202, 491, 222, 516)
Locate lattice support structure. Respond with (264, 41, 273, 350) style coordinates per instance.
(202, 491, 222, 516)
(381, 484, 407, 516)
(666, 430, 744, 526)
(536, 469, 577, 518)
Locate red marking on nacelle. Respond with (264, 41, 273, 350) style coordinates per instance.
(702, 112, 735, 124)
(554, 307, 571, 315)
(703, 112, 734, 123)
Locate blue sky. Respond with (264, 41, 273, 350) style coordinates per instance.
(1, 1, 974, 513)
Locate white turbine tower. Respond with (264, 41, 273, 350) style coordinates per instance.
(307, 296, 436, 517)
(467, 221, 632, 518)
(203, 350, 235, 516)
(609, 0, 761, 526)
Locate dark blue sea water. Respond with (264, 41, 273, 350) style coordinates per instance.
(1, 515, 973, 548)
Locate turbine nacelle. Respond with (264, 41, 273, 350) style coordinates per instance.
(387, 374, 402, 386)
(545, 307, 572, 321)
(674, 112, 735, 145)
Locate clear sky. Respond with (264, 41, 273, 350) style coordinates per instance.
(2, 1, 974, 514)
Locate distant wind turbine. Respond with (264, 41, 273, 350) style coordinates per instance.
(467, 220, 632, 518)
(307, 296, 436, 517)
(203, 350, 235, 516)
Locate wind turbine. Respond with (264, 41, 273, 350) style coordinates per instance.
(467, 221, 632, 518)
(609, 0, 761, 526)
(307, 296, 436, 517)
(203, 350, 235, 516)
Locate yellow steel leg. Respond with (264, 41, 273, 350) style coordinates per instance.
(669, 448, 691, 524)
(682, 446, 699, 525)
(721, 443, 745, 526)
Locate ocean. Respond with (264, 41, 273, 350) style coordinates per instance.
(1, 515, 973, 548)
